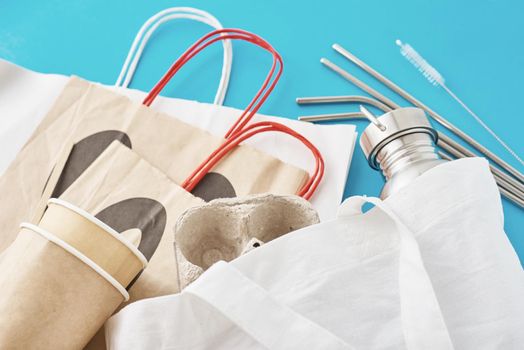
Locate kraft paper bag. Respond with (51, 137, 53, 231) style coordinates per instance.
(0, 77, 308, 254)
(58, 141, 205, 301)
(0, 59, 357, 223)
(56, 141, 207, 350)
(0, 224, 128, 350)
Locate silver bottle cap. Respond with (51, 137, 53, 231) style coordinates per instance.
(360, 107, 438, 169)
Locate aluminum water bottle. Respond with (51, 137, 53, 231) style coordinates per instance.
(360, 107, 446, 198)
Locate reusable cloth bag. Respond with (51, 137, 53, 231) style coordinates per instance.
(106, 158, 524, 349)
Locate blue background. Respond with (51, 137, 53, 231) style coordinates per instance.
(1, 0, 522, 262)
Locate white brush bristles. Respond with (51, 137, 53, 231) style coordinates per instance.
(396, 40, 444, 86)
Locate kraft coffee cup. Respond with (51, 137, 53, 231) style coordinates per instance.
(0, 224, 131, 349)
(38, 198, 147, 287)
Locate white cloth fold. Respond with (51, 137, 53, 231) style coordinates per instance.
(106, 262, 353, 350)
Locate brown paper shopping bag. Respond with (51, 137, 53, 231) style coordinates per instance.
(53, 137, 319, 349)
(0, 77, 308, 254)
(0, 223, 133, 350)
(57, 141, 205, 300)
(54, 131, 319, 303)
(0, 29, 322, 255)
(52, 135, 317, 350)
(0, 29, 326, 350)
(0, 141, 208, 350)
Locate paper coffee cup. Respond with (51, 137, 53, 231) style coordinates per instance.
(38, 198, 147, 287)
(0, 224, 128, 349)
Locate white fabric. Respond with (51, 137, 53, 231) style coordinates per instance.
(339, 196, 454, 350)
(0, 59, 356, 221)
(106, 262, 352, 349)
(115, 7, 232, 106)
(105, 158, 524, 349)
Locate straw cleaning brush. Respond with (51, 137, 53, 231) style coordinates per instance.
(396, 39, 523, 167)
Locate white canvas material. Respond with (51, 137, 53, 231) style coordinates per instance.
(105, 158, 524, 349)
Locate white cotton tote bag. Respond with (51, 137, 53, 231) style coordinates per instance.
(106, 158, 524, 349)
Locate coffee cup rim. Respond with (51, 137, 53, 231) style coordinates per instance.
(47, 198, 148, 268)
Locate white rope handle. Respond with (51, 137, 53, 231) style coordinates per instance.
(115, 7, 232, 105)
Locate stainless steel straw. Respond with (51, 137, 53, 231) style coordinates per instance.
(296, 97, 524, 206)
(296, 96, 524, 206)
(295, 44, 524, 207)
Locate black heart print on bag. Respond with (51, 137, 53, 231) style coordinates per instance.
(190, 172, 236, 201)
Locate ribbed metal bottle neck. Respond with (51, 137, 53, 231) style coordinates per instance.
(376, 134, 440, 180)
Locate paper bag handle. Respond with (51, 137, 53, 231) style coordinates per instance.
(181, 121, 324, 200)
(115, 7, 232, 106)
(144, 29, 324, 199)
(142, 28, 283, 139)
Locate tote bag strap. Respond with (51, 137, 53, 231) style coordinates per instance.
(115, 7, 232, 105)
(181, 121, 325, 200)
(142, 28, 283, 139)
(185, 261, 354, 350)
(338, 196, 455, 350)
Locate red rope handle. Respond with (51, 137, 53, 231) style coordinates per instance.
(143, 29, 283, 139)
(182, 121, 325, 200)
